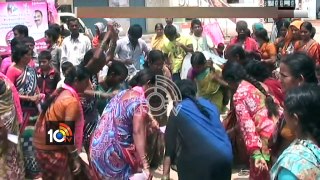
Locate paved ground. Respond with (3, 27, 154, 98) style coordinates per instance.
(152, 168, 249, 180)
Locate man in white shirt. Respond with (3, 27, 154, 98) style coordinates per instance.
(115, 24, 149, 78)
(60, 17, 91, 66)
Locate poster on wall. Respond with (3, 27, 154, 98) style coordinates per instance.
(0, 1, 48, 55)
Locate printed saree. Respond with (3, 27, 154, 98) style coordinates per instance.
(271, 139, 320, 180)
(0, 73, 25, 180)
(295, 39, 320, 65)
(15, 66, 41, 179)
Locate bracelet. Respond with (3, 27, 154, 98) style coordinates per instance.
(252, 153, 263, 160)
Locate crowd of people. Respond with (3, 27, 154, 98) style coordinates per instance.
(0, 16, 319, 180)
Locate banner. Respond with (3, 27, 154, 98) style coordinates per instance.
(0, 1, 48, 55)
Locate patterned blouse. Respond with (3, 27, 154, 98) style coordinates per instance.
(271, 139, 320, 180)
(233, 80, 282, 158)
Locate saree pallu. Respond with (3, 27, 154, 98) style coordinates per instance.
(151, 35, 167, 51)
(81, 76, 100, 153)
(0, 74, 25, 180)
(15, 66, 41, 179)
(90, 88, 149, 179)
(36, 149, 99, 180)
(295, 40, 320, 65)
(35, 149, 73, 180)
(20, 108, 41, 179)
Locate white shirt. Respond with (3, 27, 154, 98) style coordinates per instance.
(191, 35, 214, 52)
(60, 33, 92, 66)
(115, 37, 149, 76)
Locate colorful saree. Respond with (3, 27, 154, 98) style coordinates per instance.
(194, 67, 225, 113)
(260, 42, 277, 71)
(0, 73, 25, 180)
(90, 87, 148, 180)
(271, 139, 320, 180)
(81, 75, 100, 153)
(233, 81, 282, 180)
(15, 66, 41, 179)
(281, 20, 303, 56)
(34, 83, 85, 180)
(294, 39, 320, 65)
(151, 34, 167, 51)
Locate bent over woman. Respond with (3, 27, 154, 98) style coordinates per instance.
(162, 79, 232, 180)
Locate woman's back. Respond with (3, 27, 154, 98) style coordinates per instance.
(166, 98, 232, 180)
(90, 88, 148, 178)
(178, 98, 231, 155)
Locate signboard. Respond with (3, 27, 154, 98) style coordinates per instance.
(0, 1, 48, 55)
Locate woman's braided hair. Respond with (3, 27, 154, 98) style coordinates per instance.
(223, 61, 279, 118)
(244, 74, 279, 117)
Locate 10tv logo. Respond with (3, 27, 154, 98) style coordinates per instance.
(46, 121, 75, 145)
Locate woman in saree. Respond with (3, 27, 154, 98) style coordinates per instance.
(6, 43, 42, 179)
(281, 20, 303, 56)
(79, 49, 104, 153)
(188, 52, 228, 113)
(274, 20, 290, 55)
(144, 50, 171, 125)
(143, 50, 171, 169)
(255, 28, 277, 72)
(90, 69, 157, 180)
(271, 84, 320, 180)
(80, 28, 119, 152)
(33, 65, 90, 179)
(162, 79, 233, 180)
(222, 61, 282, 180)
(274, 53, 319, 160)
(294, 21, 320, 65)
(245, 60, 284, 106)
(151, 23, 167, 51)
(0, 72, 25, 180)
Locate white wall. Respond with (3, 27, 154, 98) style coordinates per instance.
(302, 0, 317, 19)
